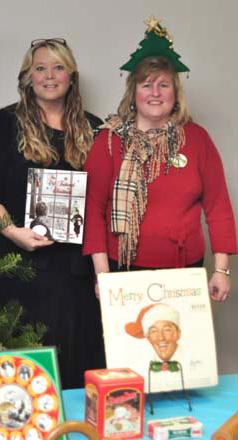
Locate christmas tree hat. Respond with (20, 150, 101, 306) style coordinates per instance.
(120, 16, 189, 73)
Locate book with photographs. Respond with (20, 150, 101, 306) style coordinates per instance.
(25, 168, 87, 244)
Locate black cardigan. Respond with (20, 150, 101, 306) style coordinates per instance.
(0, 103, 102, 274)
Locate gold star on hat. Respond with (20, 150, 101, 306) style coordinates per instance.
(144, 16, 160, 32)
(144, 16, 173, 44)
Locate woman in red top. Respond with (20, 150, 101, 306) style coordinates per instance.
(83, 18, 237, 302)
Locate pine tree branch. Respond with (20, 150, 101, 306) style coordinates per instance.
(0, 253, 35, 280)
(0, 302, 47, 350)
(4, 303, 23, 343)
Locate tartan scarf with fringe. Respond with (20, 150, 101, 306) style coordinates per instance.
(103, 115, 185, 268)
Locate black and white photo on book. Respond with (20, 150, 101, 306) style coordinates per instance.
(25, 168, 87, 244)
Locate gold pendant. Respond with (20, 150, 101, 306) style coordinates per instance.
(171, 153, 188, 168)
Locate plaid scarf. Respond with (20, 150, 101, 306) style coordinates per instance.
(103, 115, 185, 268)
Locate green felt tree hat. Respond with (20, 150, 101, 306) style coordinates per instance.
(120, 16, 190, 73)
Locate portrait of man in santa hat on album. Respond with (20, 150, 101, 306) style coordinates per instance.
(125, 303, 181, 362)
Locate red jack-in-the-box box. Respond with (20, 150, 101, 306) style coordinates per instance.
(84, 368, 144, 439)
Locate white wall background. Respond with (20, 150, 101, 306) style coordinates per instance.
(0, 0, 237, 374)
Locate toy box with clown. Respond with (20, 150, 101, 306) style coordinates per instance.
(84, 368, 144, 439)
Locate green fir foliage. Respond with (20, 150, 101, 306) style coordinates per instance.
(0, 253, 47, 349)
(0, 252, 35, 280)
(0, 302, 47, 351)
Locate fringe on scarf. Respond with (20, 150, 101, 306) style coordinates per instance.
(104, 115, 185, 268)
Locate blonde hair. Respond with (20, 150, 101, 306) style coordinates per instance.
(118, 56, 191, 125)
(16, 40, 93, 169)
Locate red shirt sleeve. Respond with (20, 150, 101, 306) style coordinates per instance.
(83, 130, 115, 255)
(198, 127, 237, 253)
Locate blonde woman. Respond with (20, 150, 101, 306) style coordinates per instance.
(0, 39, 105, 388)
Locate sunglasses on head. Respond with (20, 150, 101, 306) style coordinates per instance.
(31, 38, 67, 48)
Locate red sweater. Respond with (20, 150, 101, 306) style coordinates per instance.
(83, 122, 237, 267)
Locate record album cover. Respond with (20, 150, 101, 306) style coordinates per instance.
(98, 268, 218, 393)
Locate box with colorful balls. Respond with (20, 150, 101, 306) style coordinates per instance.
(0, 347, 65, 440)
(85, 368, 144, 439)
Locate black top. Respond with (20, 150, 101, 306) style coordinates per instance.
(0, 104, 105, 389)
(0, 104, 102, 240)
(0, 104, 102, 274)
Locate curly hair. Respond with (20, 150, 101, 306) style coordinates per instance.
(16, 40, 93, 169)
(118, 56, 191, 126)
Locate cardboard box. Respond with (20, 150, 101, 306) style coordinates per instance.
(85, 368, 144, 439)
(148, 416, 203, 439)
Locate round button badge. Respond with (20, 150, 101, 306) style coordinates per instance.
(171, 153, 188, 168)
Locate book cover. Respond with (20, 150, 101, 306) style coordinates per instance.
(98, 268, 218, 393)
(25, 168, 87, 244)
(0, 347, 65, 440)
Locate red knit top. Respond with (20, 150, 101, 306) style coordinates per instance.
(83, 122, 237, 267)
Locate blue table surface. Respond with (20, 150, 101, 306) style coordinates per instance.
(62, 374, 238, 439)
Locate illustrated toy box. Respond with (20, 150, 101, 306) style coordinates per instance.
(85, 368, 144, 439)
(0, 347, 65, 440)
(148, 416, 203, 439)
